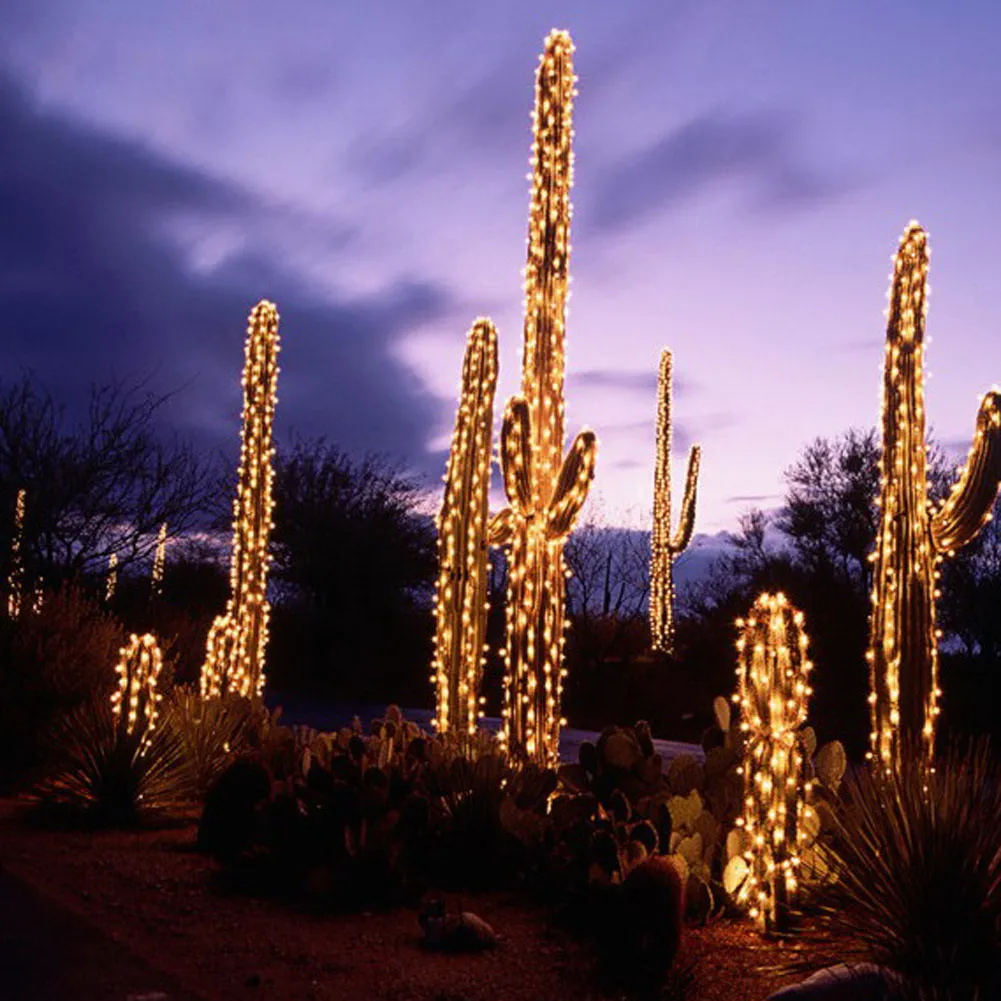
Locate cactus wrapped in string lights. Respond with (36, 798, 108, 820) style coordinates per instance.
(106, 553, 118, 604)
(7, 488, 26, 619)
(200, 300, 281, 699)
(733, 592, 814, 933)
(433, 319, 499, 734)
(150, 522, 167, 596)
(649, 349, 701, 656)
(491, 31, 597, 765)
(867, 223, 1001, 770)
(111, 633, 164, 746)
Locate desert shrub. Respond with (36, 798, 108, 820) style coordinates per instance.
(33, 698, 191, 826)
(0, 584, 125, 790)
(167, 687, 261, 797)
(798, 740, 1001, 1001)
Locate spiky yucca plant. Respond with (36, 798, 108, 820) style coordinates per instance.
(799, 740, 1001, 1000)
(36, 699, 190, 826)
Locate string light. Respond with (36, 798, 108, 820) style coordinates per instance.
(106, 553, 118, 604)
(7, 488, 25, 619)
(649, 349, 701, 656)
(733, 592, 813, 934)
(201, 300, 281, 699)
(150, 522, 167, 596)
(432, 319, 499, 735)
(493, 30, 598, 766)
(110, 632, 164, 748)
(867, 224, 1001, 770)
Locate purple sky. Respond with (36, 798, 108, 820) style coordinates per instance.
(2, 1, 1000, 532)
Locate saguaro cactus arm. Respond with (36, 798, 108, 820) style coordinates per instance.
(931, 391, 1001, 553)
(669, 443, 702, 552)
(547, 430, 597, 539)
(500, 397, 534, 515)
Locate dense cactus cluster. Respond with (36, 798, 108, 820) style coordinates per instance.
(491, 30, 597, 766)
(201, 300, 281, 699)
(432, 320, 499, 735)
(649, 349, 701, 656)
(868, 224, 1001, 770)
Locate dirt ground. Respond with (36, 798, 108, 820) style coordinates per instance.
(0, 799, 803, 1001)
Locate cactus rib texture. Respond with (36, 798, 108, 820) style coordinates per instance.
(649, 349, 701, 656)
(494, 30, 597, 766)
(432, 319, 499, 735)
(867, 223, 1001, 770)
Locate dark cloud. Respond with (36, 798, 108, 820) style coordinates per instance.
(584, 110, 859, 233)
(572, 369, 660, 394)
(725, 493, 780, 505)
(0, 70, 451, 474)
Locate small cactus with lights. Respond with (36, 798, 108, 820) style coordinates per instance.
(432, 319, 499, 735)
(201, 300, 281, 699)
(6, 487, 26, 619)
(732, 592, 814, 934)
(491, 30, 597, 766)
(867, 223, 1001, 770)
(111, 633, 164, 747)
(649, 349, 701, 656)
(150, 522, 167, 597)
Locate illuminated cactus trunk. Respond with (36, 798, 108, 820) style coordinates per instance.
(433, 319, 499, 734)
(649, 349, 701, 656)
(7, 488, 25, 619)
(493, 31, 597, 766)
(111, 633, 164, 747)
(106, 553, 118, 604)
(868, 224, 1001, 770)
(150, 522, 167, 597)
(734, 592, 813, 934)
(201, 301, 281, 699)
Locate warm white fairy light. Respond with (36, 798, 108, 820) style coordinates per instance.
(867, 223, 1001, 771)
(201, 300, 280, 699)
(649, 349, 701, 656)
(733, 592, 814, 934)
(150, 522, 167, 596)
(492, 30, 598, 766)
(432, 319, 499, 735)
(106, 552, 118, 603)
(110, 632, 164, 746)
(7, 488, 25, 619)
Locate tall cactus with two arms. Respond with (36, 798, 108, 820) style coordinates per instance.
(201, 300, 281, 699)
(867, 223, 1001, 770)
(432, 319, 499, 735)
(649, 349, 701, 656)
(491, 31, 597, 766)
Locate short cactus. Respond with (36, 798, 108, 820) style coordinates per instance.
(649, 349, 701, 656)
(867, 223, 1001, 770)
(201, 301, 281, 699)
(733, 592, 814, 933)
(490, 30, 597, 766)
(432, 319, 499, 735)
(110, 633, 164, 746)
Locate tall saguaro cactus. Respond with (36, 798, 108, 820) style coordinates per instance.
(868, 223, 1001, 769)
(649, 349, 701, 656)
(7, 488, 26, 619)
(492, 31, 597, 766)
(201, 301, 281, 699)
(734, 592, 814, 933)
(433, 319, 499, 735)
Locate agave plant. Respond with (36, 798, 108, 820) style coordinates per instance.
(35, 699, 190, 826)
(798, 740, 1001, 1001)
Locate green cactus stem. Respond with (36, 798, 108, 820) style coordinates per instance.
(867, 223, 1001, 770)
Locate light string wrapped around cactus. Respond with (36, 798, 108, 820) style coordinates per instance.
(201, 300, 281, 699)
(111, 633, 164, 746)
(867, 223, 1001, 771)
(150, 522, 167, 596)
(649, 349, 701, 656)
(432, 319, 499, 735)
(491, 30, 597, 766)
(7, 487, 26, 619)
(106, 553, 118, 604)
(733, 592, 814, 934)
